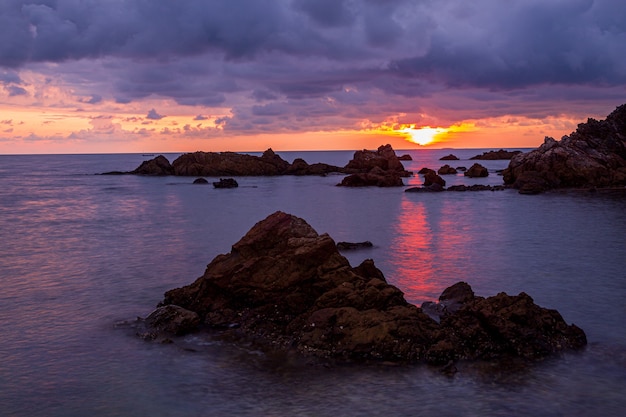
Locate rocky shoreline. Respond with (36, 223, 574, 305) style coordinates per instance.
(138, 212, 587, 368)
(104, 103, 626, 194)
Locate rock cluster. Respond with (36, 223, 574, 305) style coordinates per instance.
(142, 212, 586, 366)
(503, 104, 626, 193)
(338, 144, 411, 187)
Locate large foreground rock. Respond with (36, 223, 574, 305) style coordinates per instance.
(146, 212, 586, 365)
(503, 104, 626, 192)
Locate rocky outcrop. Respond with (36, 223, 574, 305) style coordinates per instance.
(398, 154, 413, 161)
(172, 149, 291, 176)
(130, 155, 174, 176)
(470, 149, 522, 160)
(464, 163, 489, 178)
(144, 211, 586, 365)
(423, 171, 446, 187)
(503, 104, 626, 193)
(440, 154, 459, 161)
(124, 149, 344, 177)
(339, 144, 411, 187)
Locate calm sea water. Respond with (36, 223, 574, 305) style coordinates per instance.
(1, 149, 625, 417)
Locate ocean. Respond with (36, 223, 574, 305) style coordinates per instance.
(1, 149, 625, 416)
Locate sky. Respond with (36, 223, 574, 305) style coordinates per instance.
(0, 0, 625, 154)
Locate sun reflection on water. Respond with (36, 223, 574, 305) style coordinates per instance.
(389, 197, 474, 304)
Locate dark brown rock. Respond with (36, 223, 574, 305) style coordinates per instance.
(147, 212, 586, 365)
(438, 164, 458, 175)
(336, 241, 373, 250)
(213, 178, 238, 188)
(398, 154, 413, 161)
(343, 144, 411, 177)
(285, 158, 343, 176)
(470, 149, 522, 160)
(131, 155, 174, 176)
(440, 154, 459, 160)
(423, 171, 446, 187)
(171, 148, 290, 176)
(464, 163, 489, 178)
(418, 167, 435, 174)
(138, 305, 200, 341)
(503, 104, 626, 192)
(193, 178, 209, 184)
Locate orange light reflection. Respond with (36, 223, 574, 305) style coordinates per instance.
(389, 197, 472, 304)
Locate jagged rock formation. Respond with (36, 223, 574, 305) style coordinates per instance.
(503, 104, 626, 193)
(338, 144, 411, 187)
(141, 212, 586, 365)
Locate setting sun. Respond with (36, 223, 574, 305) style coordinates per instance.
(401, 126, 446, 146)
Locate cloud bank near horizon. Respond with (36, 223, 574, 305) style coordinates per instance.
(1, 0, 625, 149)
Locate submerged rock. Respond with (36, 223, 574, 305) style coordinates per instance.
(503, 104, 626, 192)
(143, 212, 586, 365)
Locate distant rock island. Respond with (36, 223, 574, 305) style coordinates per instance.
(503, 103, 626, 194)
(138, 211, 586, 366)
(106, 144, 412, 187)
(470, 149, 522, 160)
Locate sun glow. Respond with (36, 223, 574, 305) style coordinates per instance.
(400, 126, 446, 146)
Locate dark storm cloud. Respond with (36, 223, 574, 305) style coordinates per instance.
(1, 0, 624, 135)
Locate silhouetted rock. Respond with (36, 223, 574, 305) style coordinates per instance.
(405, 183, 445, 192)
(131, 155, 174, 176)
(213, 178, 238, 188)
(171, 149, 290, 176)
(440, 154, 459, 160)
(286, 158, 343, 176)
(129, 149, 344, 177)
(423, 171, 446, 187)
(470, 149, 522, 160)
(464, 163, 489, 178)
(398, 154, 413, 161)
(418, 167, 435, 174)
(339, 144, 410, 187)
(144, 212, 586, 365)
(438, 164, 457, 175)
(503, 104, 626, 192)
(193, 178, 209, 184)
(336, 241, 373, 250)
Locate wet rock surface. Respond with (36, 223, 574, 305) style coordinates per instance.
(503, 104, 626, 193)
(142, 212, 586, 365)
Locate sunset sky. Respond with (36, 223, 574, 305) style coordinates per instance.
(1, 0, 625, 154)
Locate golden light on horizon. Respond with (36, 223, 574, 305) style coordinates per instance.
(400, 126, 447, 146)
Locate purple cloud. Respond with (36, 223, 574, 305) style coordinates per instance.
(0, 0, 624, 141)
(146, 109, 165, 120)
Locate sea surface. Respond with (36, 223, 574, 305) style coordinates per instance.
(1, 149, 625, 417)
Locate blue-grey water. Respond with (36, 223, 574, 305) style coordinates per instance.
(0, 149, 625, 417)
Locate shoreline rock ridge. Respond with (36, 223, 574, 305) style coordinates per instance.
(338, 144, 412, 187)
(141, 212, 586, 365)
(503, 103, 626, 193)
